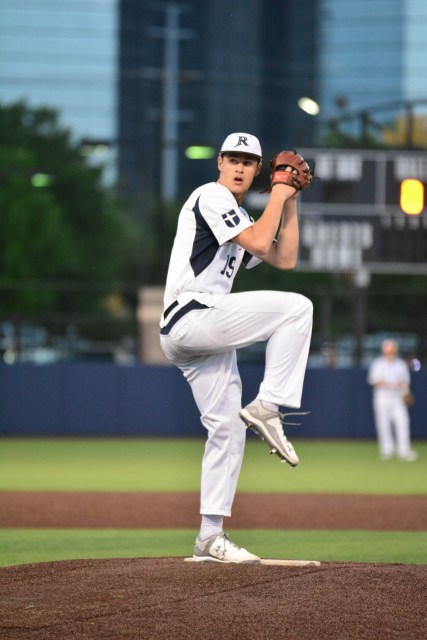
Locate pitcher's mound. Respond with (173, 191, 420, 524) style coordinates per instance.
(1, 558, 426, 639)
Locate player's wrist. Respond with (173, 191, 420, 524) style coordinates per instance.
(270, 183, 297, 197)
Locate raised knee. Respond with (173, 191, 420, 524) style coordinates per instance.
(305, 297, 314, 317)
(297, 294, 313, 317)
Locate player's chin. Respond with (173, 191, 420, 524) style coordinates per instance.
(230, 182, 248, 198)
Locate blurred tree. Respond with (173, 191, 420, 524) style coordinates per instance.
(0, 102, 142, 317)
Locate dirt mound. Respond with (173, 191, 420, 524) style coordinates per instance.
(1, 558, 426, 639)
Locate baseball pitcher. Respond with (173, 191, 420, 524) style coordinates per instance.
(160, 133, 314, 563)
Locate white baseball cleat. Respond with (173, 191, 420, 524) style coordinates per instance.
(193, 533, 260, 564)
(240, 399, 300, 467)
(399, 451, 418, 462)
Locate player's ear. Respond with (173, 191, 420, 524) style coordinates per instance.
(255, 161, 262, 176)
(217, 154, 223, 171)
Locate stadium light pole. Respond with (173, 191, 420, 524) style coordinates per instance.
(161, 4, 180, 203)
(150, 4, 192, 203)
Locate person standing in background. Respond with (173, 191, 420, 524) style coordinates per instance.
(367, 339, 417, 461)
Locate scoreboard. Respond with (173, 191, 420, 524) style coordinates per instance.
(248, 149, 427, 275)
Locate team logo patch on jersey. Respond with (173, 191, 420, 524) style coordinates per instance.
(222, 210, 241, 228)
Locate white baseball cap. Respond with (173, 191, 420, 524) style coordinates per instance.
(220, 132, 262, 159)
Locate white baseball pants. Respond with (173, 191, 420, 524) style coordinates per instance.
(373, 393, 411, 458)
(160, 290, 313, 516)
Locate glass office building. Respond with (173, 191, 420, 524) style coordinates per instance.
(0, 0, 118, 181)
(118, 0, 319, 203)
(318, 0, 427, 139)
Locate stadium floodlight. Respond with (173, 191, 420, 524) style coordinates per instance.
(31, 173, 52, 187)
(298, 97, 320, 116)
(185, 146, 216, 160)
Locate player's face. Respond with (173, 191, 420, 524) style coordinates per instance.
(217, 153, 261, 203)
(382, 340, 398, 358)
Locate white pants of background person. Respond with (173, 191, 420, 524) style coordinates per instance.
(373, 391, 411, 459)
(160, 289, 313, 517)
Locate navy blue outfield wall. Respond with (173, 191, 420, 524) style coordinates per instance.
(0, 362, 425, 439)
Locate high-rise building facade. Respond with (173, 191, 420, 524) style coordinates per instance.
(318, 0, 427, 141)
(0, 0, 118, 181)
(118, 0, 319, 205)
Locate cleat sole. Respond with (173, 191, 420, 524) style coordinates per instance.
(243, 419, 297, 468)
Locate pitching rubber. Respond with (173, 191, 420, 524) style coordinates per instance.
(184, 558, 321, 567)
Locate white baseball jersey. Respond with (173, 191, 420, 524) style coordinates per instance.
(367, 356, 410, 396)
(161, 181, 261, 324)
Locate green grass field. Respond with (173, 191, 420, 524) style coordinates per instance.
(1, 438, 426, 567)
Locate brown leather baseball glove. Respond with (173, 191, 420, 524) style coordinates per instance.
(262, 149, 314, 193)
